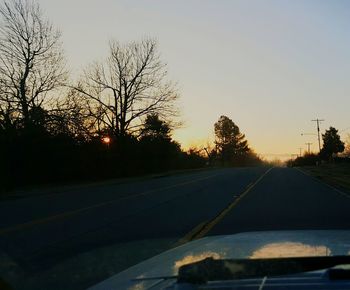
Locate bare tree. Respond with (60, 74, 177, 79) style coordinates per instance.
(0, 0, 66, 128)
(75, 39, 178, 139)
(46, 90, 95, 141)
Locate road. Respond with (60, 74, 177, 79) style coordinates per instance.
(1, 167, 350, 290)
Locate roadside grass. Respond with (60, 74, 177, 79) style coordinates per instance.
(302, 163, 350, 192)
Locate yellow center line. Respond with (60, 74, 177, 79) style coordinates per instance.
(179, 167, 273, 242)
(0, 172, 222, 235)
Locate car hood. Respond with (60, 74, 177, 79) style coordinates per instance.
(87, 230, 350, 290)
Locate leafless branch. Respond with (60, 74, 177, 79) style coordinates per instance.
(0, 0, 67, 128)
(74, 38, 179, 138)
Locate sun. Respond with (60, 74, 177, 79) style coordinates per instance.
(102, 136, 111, 144)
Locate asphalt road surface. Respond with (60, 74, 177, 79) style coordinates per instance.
(1, 167, 350, 290)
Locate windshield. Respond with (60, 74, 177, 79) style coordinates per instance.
(1, 1, 350, 290)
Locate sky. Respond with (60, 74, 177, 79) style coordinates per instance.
(37, 0, 350, 160)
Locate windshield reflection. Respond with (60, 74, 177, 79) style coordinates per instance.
(173, 251, 223, 273)
(250, 242, 331, 258)
(129, 282, 146, 290)
(172, 242, 332, 273)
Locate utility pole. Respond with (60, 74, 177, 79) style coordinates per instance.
(203, 147, 210, 158)
(311, 119, 324, 152)
(305, 142, 312, 154)
(298, 147, 303, 157)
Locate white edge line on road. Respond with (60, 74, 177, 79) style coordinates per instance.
(295, 167, 350, 199)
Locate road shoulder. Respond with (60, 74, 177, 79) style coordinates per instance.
(297, 165, 350, 197)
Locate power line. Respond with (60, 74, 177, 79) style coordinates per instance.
(305, 142, 312, 154)
(311, 119, 324, 152)
(301, 132, 317, 136)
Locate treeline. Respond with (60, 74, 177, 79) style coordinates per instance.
(287, 126, 348, 167)
(0, 1, 262, 191)
(0, 0, 205, 191)
(0, 112, 206, 190)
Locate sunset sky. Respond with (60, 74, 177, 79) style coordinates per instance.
(37, 0, 350, 160)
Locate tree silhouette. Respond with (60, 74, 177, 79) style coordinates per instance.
(139, 113, 181, 170)
(0, 3, 221, 190)
(320, 127, 344, 160)
(140, 113, 171, 141)
(214, 115, 250, 165)
(75, 39, 178, 139)
(0, 0, 66, 129)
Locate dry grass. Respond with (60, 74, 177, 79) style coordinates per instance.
(302, 163, 350, 192)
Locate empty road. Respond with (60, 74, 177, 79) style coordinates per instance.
(1, 167, 350, 290)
